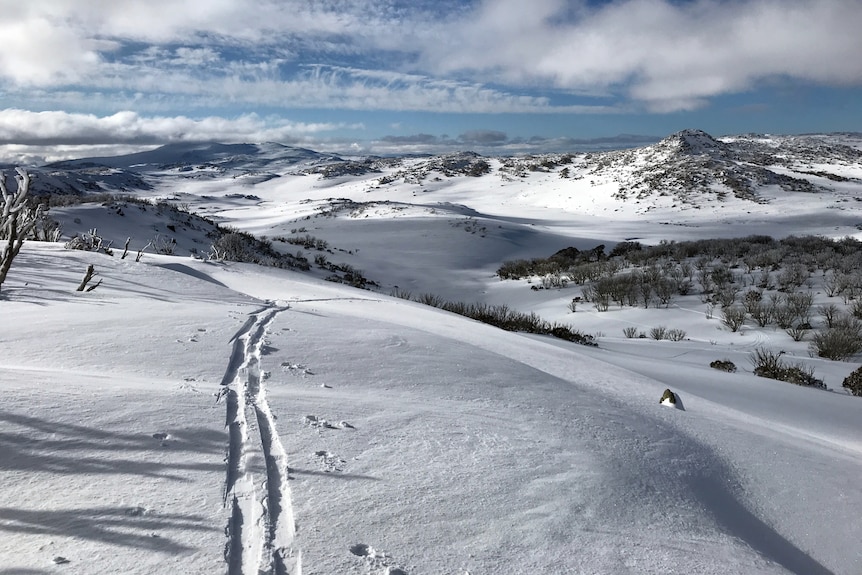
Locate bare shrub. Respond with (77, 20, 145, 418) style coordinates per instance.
(786, 292, 813, 324)
(819, 304, 839, 328)
(721, 306, 747, 332)
(809, 323, 862, 361)
(786, 324, 808, 342)
(666, 328, 687, 341)
(742, 289, 763, 314)
(649, 326, 668, 340)
(715, 286, 739, 308)
(772, 304, 796, 329)
(415, 293, 445, 307)
(390, 288, 412, 300)
(749, 303, 772, 327)
(750, 348, 825, 389)
(65, 228, 113, 255)
(749, 348, 784, 377)
(152, 234, 176, 255)
(622, 326, 639, 338)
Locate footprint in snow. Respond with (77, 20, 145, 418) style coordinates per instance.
(350, 543, 371, 556)
(281, 361, 314, 376)
(303, 415, 339, 429)
(152, 432, 171, 447)
(304, 415, 354, 430)
(314, 450, 346, 472)
(349, 544, 407, 574)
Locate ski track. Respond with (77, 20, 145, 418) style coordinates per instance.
(221, 305, 300, 575)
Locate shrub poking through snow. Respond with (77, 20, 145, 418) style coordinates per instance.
(411, 294, 597, 347)
(649, 326, 668, 340)
(809, 322, 862, 361)
(710, 359, 737, 372)
(721, 306, 747, 332)
(209, 228, 311, 271)
(622, 326, 639, 338)
(841, 366, 862, 396)
(749, 347, 826, 389)
(65, 228, 113, 255)
(666, 328, 687, 341)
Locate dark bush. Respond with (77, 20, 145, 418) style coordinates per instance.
(841, 366, 862, 396)
(415, 294, 596, 347)
(750, 348, 825, 389)
(710, 360, 737, 372)
(809, 325, 862, 361)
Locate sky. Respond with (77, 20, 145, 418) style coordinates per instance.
(1, 0, 861, 163)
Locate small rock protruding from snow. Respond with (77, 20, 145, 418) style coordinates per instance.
(660, 388, 680, 408)
(52, 556, 71, 565)
(659, 389, 685, 410)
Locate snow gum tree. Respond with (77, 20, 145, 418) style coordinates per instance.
(0, 168, 40, 291)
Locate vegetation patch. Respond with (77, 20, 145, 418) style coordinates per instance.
(749, 348, 825, 390)
(710, 360, 737, 373)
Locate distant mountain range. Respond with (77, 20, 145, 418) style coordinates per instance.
(9, 130, 862, 205)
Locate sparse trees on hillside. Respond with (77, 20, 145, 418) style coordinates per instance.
(0, 169, 40, 291)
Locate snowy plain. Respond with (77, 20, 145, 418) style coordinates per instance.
(1, 135, 862, 574)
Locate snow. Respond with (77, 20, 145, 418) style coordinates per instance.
(2, 136, 862, 574)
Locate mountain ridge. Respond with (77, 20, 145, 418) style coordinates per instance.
(9, 130, 862, 212)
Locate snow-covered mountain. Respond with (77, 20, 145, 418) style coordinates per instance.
(20, 130, 862, 208)
(17, 142, 343, 195)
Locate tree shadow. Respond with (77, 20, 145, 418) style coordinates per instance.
(689, 475, 835, 575)
(0, 506, 215, 554)
(0, 409, 227, 560)
(0, 410, 225, 481)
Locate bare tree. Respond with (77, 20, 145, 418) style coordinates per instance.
(0, 169, 40, 291)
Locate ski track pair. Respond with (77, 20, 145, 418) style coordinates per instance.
(220, 304, 299, 575)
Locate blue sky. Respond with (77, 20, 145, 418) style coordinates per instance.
(0, 0, 860, 163)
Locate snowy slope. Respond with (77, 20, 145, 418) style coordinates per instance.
(2, 131, 862, 574)
(1, 243, 860, 574)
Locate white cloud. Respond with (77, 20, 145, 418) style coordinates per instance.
(0, 0, 859, 114)
(0, 108, 366, 164)
(0, 109, 360, 147)
(418, 0, 862, 111)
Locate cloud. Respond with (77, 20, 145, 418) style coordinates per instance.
(0, 109, 360, 145)
(381, 134, 441, 144)
(3, 63, 617, 116)
(418, 0, 862, 112)
(459, 130, 508, 145)
(0, 0, 859, 116)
